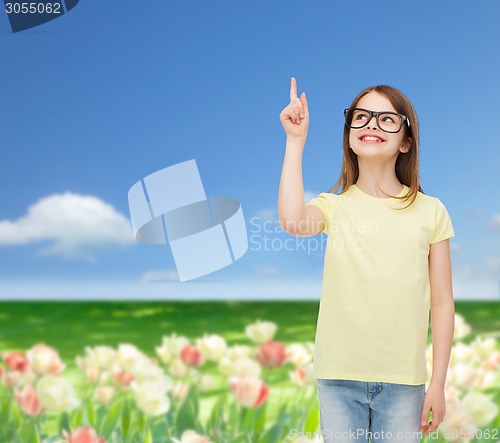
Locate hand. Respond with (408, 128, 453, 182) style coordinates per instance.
(419, 383, 446, 435)
(279, 77, 310, 141)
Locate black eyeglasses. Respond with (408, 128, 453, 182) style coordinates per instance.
(344, 108, 410, 133)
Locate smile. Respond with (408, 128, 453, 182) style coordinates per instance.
(360, 135, 385, 143)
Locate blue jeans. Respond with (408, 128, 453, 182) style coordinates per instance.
(316, 378, 426, 443)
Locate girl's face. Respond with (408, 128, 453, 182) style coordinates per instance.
(348, 91, 410, 160)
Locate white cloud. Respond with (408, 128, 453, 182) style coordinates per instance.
(304, 190, 319, 204)
(251, 189, 320, 224)
(484, 256, 500, 272)
(253, 265, 281, 277)
(253, 208, 275, 222)
(0, 192, 135, 260)
(465, 209, 485, 219)
(142, 269, 180, 282)
(489, 214, 500, 232)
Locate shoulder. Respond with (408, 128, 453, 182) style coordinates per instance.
(414, 191, 453, 228)
(415, 190, 448, 209)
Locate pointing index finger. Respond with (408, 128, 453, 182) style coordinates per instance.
(290, 77, 298, 101)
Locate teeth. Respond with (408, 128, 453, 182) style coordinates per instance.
(362, 136, 383, 142)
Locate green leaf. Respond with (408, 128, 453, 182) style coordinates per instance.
(303, 397, 320, 435)
(85, 398, 96, 427)
(58, 411, 71, 436)
(227, 402, 239, 433)
(175, 384, 199, 435)
(10, 432, 22, 443)
(232, 432, 250, 443)
(240, 406, 256, 431)
(19, 420, 40, 443)
(72, 408, 84, 428)
(95, 405, 107, 431)
(0, 397, 11, 425)
(121, 397, 131, 439)
(100, 398, 123, 440)
(253, 402, 267, 436)
(143, 426, 152, 443)
(10, 402, 21, 430)
(207, 395, 225, 432)
(257, 413, 292, 443)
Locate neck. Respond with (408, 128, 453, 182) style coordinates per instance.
(355, 156, 402, 198)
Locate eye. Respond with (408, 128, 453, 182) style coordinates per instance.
(381, 115, 396, 123)
(354, 110, 369, 121)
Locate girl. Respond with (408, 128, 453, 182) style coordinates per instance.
(278, 78, 455, 443)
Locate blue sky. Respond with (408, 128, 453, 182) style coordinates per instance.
(0, 0, 499, 299)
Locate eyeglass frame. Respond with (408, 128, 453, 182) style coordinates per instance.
(344, 107, 411, 134)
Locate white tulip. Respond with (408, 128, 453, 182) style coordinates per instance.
(462, 391, 499, 427)
(85, 346, 117, 370)
(217, 346, 253, 376)
(133, 380, 170, 416)
(470, 336, 497, 360)
(168, 357, 198, 378)
(454, 313, 471, 340)
(156, 333, 190, 365)
(172, 429, 211, 443)
(117, 344, 146, 372)
(130, 358, 172, 388)
(197, 374, 215, 392)
(245, 319, 277, 344)
(94, 386, 114, 405)
(196, 334, 227, 362)
(439, 398, 477, 442)
(218, 356, 261, 377)
(448, 364, 478, 390)
(36, 374, 80, 413)
(474, 367, 496, 389)
(27, 343, 65, 375)
(171, 381, 190, 402)
(450, 343, 477, 366)
(285, 343, 312, 367)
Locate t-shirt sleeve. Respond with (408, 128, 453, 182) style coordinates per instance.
(305, 193, 331, 234)
(431, 199, 455, 244)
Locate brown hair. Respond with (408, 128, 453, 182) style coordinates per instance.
(328, 85, 423, 209)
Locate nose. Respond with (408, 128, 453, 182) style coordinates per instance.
(366, 115, 379, 130)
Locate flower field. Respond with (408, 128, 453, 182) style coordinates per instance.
(0, 300, 499, 443)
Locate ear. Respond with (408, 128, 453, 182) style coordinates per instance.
(400, 137, 412, 153)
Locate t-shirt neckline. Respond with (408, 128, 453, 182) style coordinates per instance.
(351, 183, 408, 201)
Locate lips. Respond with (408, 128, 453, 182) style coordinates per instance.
(359, 134, 386, 143)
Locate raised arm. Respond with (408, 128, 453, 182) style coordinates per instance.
(277, 77, 325, 237)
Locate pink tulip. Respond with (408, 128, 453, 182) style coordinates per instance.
(63, 426, 107, 443)
(296, 366, 306, 382)
(113, 369, 134, 388)
(229, 375, 269, 408)
(180, 345, 204, 367)
(2, 351, 31, 372)
(255, 341, 287, 368)
(14, 384, 43, 416)
(86, 366, 100, 383)
(5, 370, 22, 388)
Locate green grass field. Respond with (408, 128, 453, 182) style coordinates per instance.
(1, 300, 499, 365)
